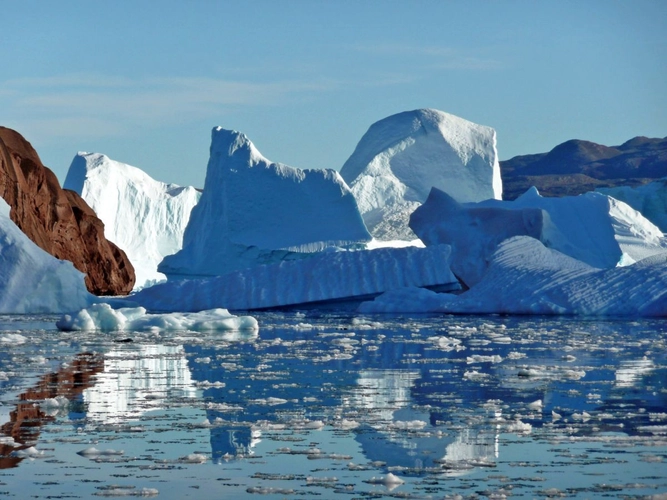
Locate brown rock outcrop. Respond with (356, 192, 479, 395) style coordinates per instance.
(0, 126, 135, 295)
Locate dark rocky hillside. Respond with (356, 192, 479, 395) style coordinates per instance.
(500, 136, 667, 200)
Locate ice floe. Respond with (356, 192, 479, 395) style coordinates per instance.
(56, 303, 258, 331)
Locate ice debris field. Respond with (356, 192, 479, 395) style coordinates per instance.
(1, 108, 667, 319)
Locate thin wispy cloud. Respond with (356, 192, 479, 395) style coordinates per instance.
(1, 73, 419, 140)
(1, 76, 346, 139)
(348, 43, 503, 71)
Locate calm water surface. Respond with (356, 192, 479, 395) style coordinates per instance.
(0, 312, 665, 498)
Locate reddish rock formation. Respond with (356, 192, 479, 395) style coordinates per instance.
(0, 126, 135, 295)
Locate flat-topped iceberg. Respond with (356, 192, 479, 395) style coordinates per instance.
(359, 236, 667, 316)
(160, 127, 371, 279)
(135, 245, 458, 311)
(56, 303, 258, 332)
(64, 152, 201, 289)
(0, 198, 93, 314)
(410, 186, 667, 287)
(598, 178, 667, 233)
(340, 109, 502, 240)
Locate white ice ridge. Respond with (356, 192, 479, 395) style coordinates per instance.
(598, 178, 667, 232)
(410, 186, 667, 287)
(135, 244, 459, 311)
(160, 127, 371, 279)
(340, 109, 502, 240)
(359, 236, 667, 316)
(63, 152, 201, 290)
(56, 303, 258, 331)
(0, 198, 93, 313)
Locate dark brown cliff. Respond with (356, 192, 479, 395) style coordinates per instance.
(0, 126, 135, 295)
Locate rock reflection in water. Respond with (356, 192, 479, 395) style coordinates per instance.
(0, 352, 103, 468)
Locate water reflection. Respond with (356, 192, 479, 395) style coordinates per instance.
(1, 314, 665, 492)
(0, 352, 103, 468)
(83, 344, 197, 423)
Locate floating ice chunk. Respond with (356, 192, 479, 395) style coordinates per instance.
(365, 472, 405, 487)
(177, 453, 207, 464)
(11, 446, 45, 458)
(528, 400, 543, 410)
(77, 447, 125, 457)
(506, 419, 532, 434)
(56, 304, 258, 332)
(466, 355, 502, 364)
(0, 333, 27, 344)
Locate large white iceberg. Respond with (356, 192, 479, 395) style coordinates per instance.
(359, 236, 667, 316)
(598, 178, 667, 233)
(64, 152, 201, 289)
(0, 198, 93, 313)
(160, 127, 371, 279)
(135, 244, 458, 312)
(339, 109, 502, 240)
(410, 186, 667, 287)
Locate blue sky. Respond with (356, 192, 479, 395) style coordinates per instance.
(2, 0, 666, 188)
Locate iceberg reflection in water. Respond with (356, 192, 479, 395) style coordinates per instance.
(0, 313, 665, 498)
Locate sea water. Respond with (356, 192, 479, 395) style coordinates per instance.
(0, 312, 665, 498)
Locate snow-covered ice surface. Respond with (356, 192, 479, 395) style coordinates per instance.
(64, 152, 201, 289)
(0, 312, 665, 498)
(340, 109, 502, 240)
(360, 236, 667, 316)
(135, 244, 459, 311)
(56, 303, 258, 332)
(598, 177, 667, 232)
(0, 198, 93, 314)
(411, 186, 667, 287)
(160, 127, 370, 279)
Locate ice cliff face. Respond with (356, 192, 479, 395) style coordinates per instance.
(598, 178, 667, 233)
(359, 236, 667, 317)
(0, 198, 93, 313)
(410, 186, 667, 288)
(340, 109, 502, 240)
(160, 127, 371, 278)
(136, 244, 458, 311)
(64, 153, 201, 290)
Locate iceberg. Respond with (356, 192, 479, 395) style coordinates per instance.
(134, 244, 459, 312)
(410, 186, 667, 287)
(64, 152, 201, 289)
(598, 178, 667, 233)
(359, 236, 667, 316)
(0, 198, 93, 313)
(160, 127, 371, 279)
(340, 109, 502, 240)
(56, 303, 258, 332)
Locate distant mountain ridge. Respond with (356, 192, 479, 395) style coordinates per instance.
(500, 136, 667, 200)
